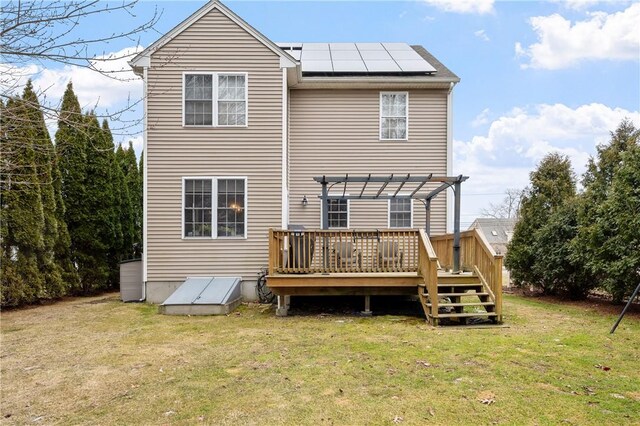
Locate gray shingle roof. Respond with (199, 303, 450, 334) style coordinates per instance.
(411, 45, 459, 82)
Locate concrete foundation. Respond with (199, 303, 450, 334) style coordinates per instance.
(159, 298, 242, 316)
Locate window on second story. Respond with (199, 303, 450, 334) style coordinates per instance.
(380, 92, 408, 140)
(184, 73, 247, 127)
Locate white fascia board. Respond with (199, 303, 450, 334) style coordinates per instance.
(129, 1, 297, 69)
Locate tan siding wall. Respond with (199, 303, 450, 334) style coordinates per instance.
(289, 89, 448, 233)
(146, 9, 282, 282)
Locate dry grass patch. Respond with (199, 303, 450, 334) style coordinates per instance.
(1, 294, 639, 425)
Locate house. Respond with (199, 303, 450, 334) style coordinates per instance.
(129, 1, 503, 324)
(468, 218, 517, 255)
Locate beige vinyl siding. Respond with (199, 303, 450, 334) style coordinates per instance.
(146, 9, 282, 282)
(289, 89, 448, 234)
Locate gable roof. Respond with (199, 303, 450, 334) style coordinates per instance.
(468, 218, 517, 245)
(129, 0, 297, 72)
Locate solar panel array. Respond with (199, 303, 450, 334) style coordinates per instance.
(278, 42, 436, 74)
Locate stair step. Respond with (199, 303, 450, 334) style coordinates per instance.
(433, 312, 498, 319)
(437, 292, 489, 297)
(438, 283, 482, 287)
(426, 302, 494, 307)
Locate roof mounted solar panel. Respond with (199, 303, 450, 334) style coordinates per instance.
(330, 42, 358, 50)
(356, 43, 386, 51)
(396, 60, 436, 72)
(301, 60, 333, 72)
(303, 42, 330, 50)
(363, 60, 402, 72)
(301, 50, 331, 60)
(331, 50, 362, 60)
(360, 50, 392, 60)
(383, 43, 414, 51)
(333, 60, 367, 72)
(388, 50, 424, 61)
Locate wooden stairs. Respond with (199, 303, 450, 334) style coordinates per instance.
(418, 272, 498, 325)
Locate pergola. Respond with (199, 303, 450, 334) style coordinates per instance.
(313, 174, 469, 271)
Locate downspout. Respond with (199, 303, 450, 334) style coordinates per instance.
(281, 67, 289, 229)
(446, 82, 455, 233)
(142, 66, 148, 300)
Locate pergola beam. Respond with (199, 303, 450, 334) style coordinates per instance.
(313, 175, 467, 184)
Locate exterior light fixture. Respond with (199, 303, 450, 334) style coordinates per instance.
(302, 195, 308, 206)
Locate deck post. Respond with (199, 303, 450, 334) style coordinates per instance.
(453, 181, 461, 272)
(276, 295, 289, 317)
(361, 295, 372, 316)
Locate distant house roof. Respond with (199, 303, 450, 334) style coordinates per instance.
(468, 218, 517, 253)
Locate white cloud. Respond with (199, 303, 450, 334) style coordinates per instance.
(455, 103, 640, 219)
(516, 3, 640, 69)
(472, 108, 491, 127)
(423, 0, 494, 15)
(474, 29, 490, 42)
(551, 0, 603, 11)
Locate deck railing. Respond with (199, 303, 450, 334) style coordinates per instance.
(430, 229, 503, 319)
(268, 229, 421, 275)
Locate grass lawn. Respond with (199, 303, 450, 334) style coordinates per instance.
(1, 294, 639, 425)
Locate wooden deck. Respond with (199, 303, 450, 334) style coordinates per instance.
(267, 228, 503, 325)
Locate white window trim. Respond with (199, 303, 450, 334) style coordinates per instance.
(320, 194, 350, 229)
(182, 72, 249, 128)
(379, 91, 409, 141)
(387, 194, 414, 229)
(181, 176, 248, 240)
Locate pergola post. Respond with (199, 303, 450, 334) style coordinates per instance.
(425, 199, 431, 236)
(321, 177, 329, 270)
(453, 181, 461, 272)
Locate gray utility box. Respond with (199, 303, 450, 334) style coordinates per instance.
(120, 259, 143, 302)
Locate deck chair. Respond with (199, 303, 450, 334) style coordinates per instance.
(334, 241, 361, 271)
(378, 241, 403, 271)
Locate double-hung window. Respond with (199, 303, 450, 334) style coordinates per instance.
(380, 92, 408, 140)
(184, 73, 247, 127)
(322, 198, 349, 229)
(389, 198, 413, 228)
(183, 177, 247, 238)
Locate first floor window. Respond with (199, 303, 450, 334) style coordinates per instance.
(389, 198, 412, 228)
(184, 179, 212, 237)
(217, 179, 245, 237)
(327, 199, 349, 229)
(183, 177, 246, 238)
(380, 92, 408, 140)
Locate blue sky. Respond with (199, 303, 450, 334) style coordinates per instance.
(11, 0, 640, 226)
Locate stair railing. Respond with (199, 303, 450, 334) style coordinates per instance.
(418, 229, 440, 319)
(430, 229, 503, 321)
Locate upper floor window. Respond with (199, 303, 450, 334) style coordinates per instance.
(184, 73, 247, 127)
(380, 92, 408, 140)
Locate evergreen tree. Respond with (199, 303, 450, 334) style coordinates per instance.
(506, 153, 576, 290)
(123, 141, 142, 256)
(598, 145, 640, 301)
(55, 81, 87, 294)
(22, 81, 66, 298)
(572, 120, 640, 301)
(74, 113, 116, 292)
(0, 97, 46, 306)
(574, 121, 640, 302)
